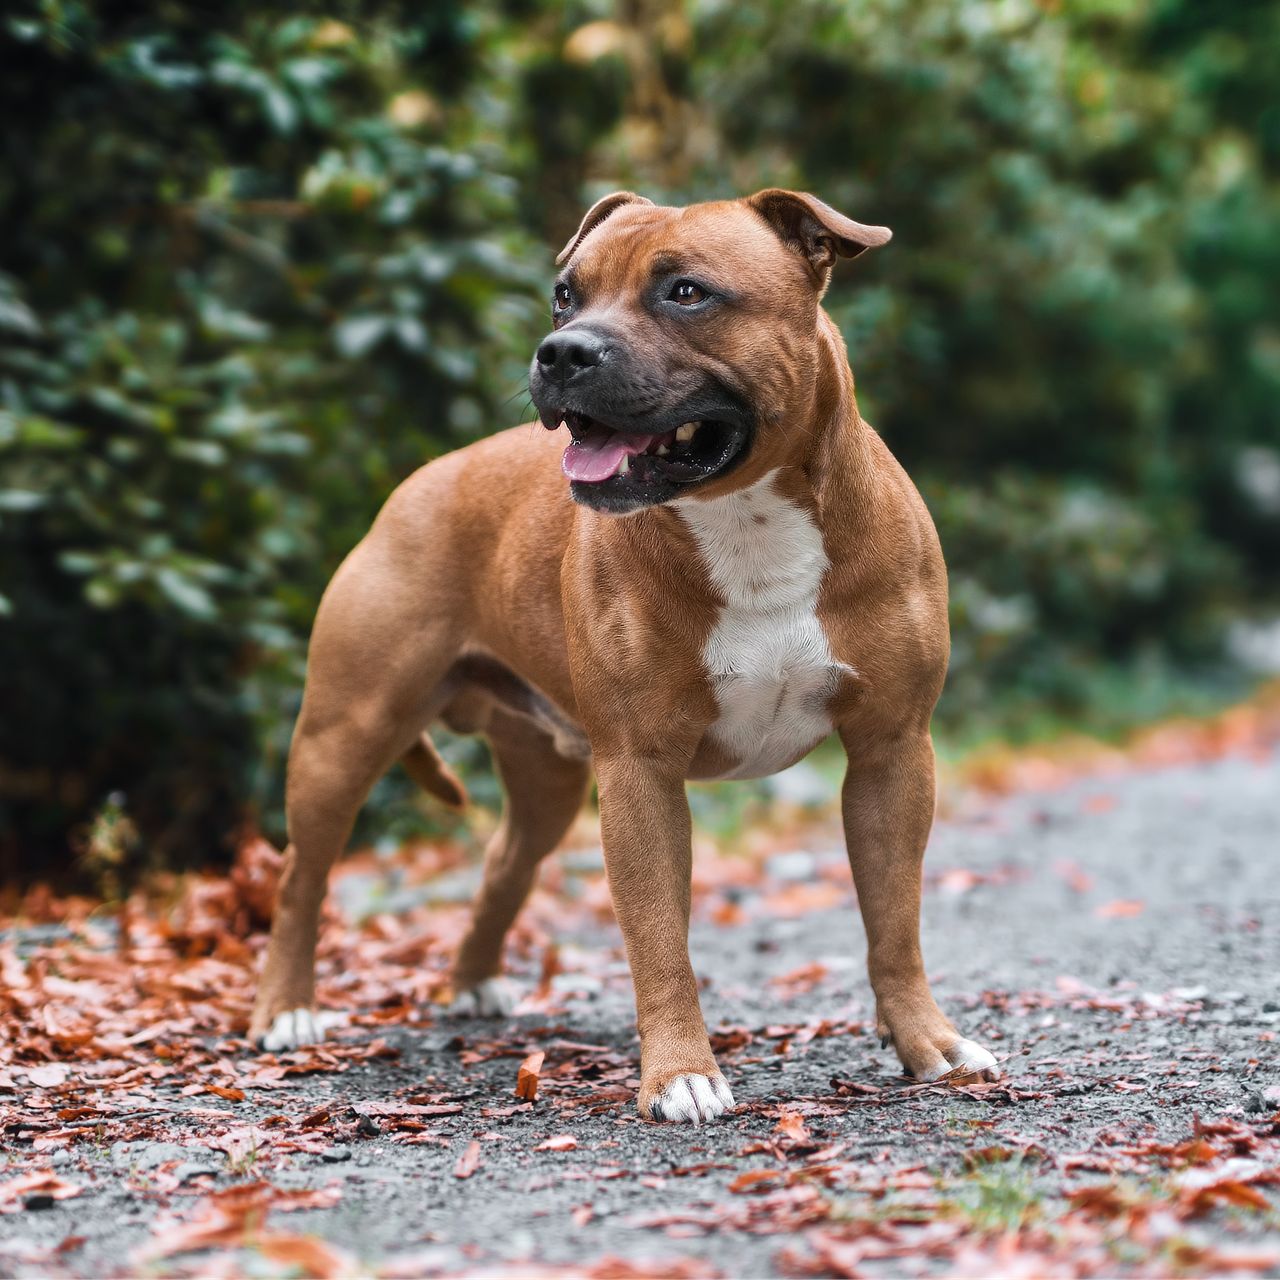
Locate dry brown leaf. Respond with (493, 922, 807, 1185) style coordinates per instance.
(729, 1169, 783, 1194)
(256, 1234, 352, 1278)
(1183, 1181, 1272, 1213)
(0, 1170, 82, 1213)
(536, 1134, 578, 1152)
(936, 868, 982, 896)
(773, 1112, 811, 1142)
(516, 1050, 545, 1101)
(1053, 859, 1095, 893)
(453, 1139, 482, 1179)
(768, 962, 828, 995)
(1096, 899, 1145, 918)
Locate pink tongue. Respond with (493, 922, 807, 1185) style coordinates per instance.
(562, 426, 658, 483)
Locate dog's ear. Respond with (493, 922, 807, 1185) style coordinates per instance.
(556, 192, 654, 265)
(747, 189, 892, 284)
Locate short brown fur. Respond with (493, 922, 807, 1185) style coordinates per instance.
(250, 190, 996, 1120)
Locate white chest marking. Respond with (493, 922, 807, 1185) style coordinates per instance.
(677, 471, 850, 780)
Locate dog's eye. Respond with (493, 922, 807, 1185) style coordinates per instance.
(669, 280, 707, 306)
(552, 283, 573, 313)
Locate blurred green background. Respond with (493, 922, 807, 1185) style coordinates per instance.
(3, 0, 1279, 880)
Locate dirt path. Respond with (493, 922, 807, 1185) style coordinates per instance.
(2, 752, 1279, 1276)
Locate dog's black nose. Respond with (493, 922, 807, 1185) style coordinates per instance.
(535, 329, 608, 381)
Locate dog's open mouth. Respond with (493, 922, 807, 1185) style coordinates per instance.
(558, 413, 745, 487)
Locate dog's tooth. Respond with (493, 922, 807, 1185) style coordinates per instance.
(617, 455, 630, 476)
(675, 422, 699, 443)
(656, 444, 669, 456)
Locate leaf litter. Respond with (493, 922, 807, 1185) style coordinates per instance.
(2, 714, 1279, 1276)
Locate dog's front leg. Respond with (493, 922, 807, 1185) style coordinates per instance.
(594, 755, 734, 1124)
(840, 727, 998, 1082)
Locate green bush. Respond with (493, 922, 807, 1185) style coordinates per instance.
(927, 473, 1238, 734)
(0, 3, 545, 876)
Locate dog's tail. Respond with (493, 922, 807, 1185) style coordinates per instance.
(401, 732, 468, 809)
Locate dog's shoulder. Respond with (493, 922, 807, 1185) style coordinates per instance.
(369, 423, 572, 562)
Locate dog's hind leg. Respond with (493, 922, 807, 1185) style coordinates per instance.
(249, 540, 461, 1050)
(450, 710, 590, 1016)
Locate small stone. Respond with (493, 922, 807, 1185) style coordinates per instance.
(24, 1193, 56, 1211)
(355, 1114, 380, 1138)
(322, 1146, 353, 1163)
(766, 760, 830, 808)
(562, 846, 605, 873)
(550, 973, 602, 998)
(765, 850, 818, 882)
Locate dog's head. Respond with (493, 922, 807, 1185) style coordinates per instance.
(529, 189, 891, 515)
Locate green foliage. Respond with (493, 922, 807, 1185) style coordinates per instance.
(2, 0, 1278, 874)
(928, 473, 1237, 727)
(0, 2, 545, 872)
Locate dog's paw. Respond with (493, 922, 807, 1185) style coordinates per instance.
(647, 1073, 735, 1125)
(917, 1037, 1000, 1084)
(257, 1007, 347, 1052)
(449, 977, 518, 1018)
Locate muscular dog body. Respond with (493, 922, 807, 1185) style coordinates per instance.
(249, 190, 998, 1123)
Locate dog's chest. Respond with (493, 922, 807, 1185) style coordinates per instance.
(677, 472, 848, 780)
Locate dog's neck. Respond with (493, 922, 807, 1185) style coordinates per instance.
(801, 309, 879, 514)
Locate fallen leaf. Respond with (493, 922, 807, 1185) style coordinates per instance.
(730, 1169, 783, 1194)
(768, 962, 828, 995)
(1096, 899, 1144, 919)
(0, 1171, 82, 1213)
(516, 1051, 545, 1101)
(26, 1065, 70, 1088)
(206, 1125, 270, 1163)
(774, 1112, 811, 1142)
(963, 1146, 1016, 1168)
(537, 1134, 578, 1152)
(257, 1234, 352, 1278)
(1183, 1180, 1271, 1213)
(937, 868, 982, 896)
(1053, 859, 1095, 893)
(453, 1140, 482, 1179)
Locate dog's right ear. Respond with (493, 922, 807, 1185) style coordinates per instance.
(557, 192, 654, 265)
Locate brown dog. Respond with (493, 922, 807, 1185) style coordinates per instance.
(248, 189, 998, 1123)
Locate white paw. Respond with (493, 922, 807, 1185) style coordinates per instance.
(649, 1073, 735, 1125)
(919, 1037, 1000, 1083)
(259, 1007, 347, 1052)
(450, 977, 518, 1018)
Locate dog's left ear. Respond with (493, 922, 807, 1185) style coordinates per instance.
(747, 189, 892, 283)
(557, 192, 655, 266)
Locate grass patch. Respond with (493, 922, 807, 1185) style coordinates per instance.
(943, 1157, 1044, 1233)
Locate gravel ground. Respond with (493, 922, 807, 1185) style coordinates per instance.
(2, 751, 1278, 1277)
